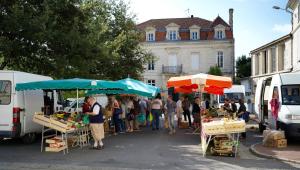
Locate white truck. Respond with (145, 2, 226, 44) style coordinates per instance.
(255, 72, 300, 138)
(0, 70, 63, 143)
(217, 85, 247, 110)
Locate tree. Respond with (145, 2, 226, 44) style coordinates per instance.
(236, 55, 251, 78)
(208, 65, 222, 76)
(0, 0, 150, 80)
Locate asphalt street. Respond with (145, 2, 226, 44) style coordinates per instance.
(0, 123, 299, 170)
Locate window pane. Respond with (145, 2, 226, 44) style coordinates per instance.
(0, 81, 11, 105)
(282, 85, 300, 105)
(191, 53, 199, 70)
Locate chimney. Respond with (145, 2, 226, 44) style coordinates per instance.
(191, 15, 194, 18)
(229, 8, 233, 29)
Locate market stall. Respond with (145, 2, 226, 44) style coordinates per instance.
(87, 78, 160, 97)
(87, 78, 160, 134)
(16, 78, 128, 154)
(201, 108, 246, 157)
(167, 73, 246, 157)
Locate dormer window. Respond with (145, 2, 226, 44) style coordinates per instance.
(145, 26, 156, 42)
(189, 25, 200, 40)
(217, 30, 224, 39)
(169, 30, 177, 40)
(191, 32, 198, 40)
(214, 24, 226, 40)
(165, 23, 180, 41)
(147, 33, 154, 41)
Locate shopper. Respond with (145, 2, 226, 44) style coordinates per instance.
(166, 95, 177, 134)
(125, 97, 134, 132)
(151, 93, 163, 130)
(86, 96, 104, 150)
(182, 96, 192, 127)
(139, 98, 148, 126)
(82, 96, 90, 113)
(192, 97, 201, 127)
(270, 88, 280, 129)
(237, 99, 247, 138)
(111, 96, 122, 135)
(119, 98, 126, 133)
(176, 96, 184, 127)
(133, 97, 141, 130)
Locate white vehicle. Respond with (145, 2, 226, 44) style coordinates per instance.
(64, 95, 108, 113)
(217, 85, 247, 110)
(255, 72, 300, 138)
(64, 98, 84, 112)
(0, 70, 63, 143)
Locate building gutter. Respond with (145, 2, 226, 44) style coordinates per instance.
(251, 69, 292, 79)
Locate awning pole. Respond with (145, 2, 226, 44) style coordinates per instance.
(76, 89, 79, 112)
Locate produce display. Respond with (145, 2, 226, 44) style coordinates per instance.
(33, 112, 89, 133)
(202, 118, 246, 135)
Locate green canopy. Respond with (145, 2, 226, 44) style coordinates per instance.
(87, 78, 160, 97)
(15, 78, 127, 91)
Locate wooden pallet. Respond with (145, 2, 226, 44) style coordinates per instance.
(45, 146, 67, 152)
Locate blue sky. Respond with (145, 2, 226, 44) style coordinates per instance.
(126, 0, 291, 59)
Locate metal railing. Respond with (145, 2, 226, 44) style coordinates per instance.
(162, 65, 183, 74)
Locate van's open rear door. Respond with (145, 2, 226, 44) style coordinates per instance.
(0, 72, 14, 136)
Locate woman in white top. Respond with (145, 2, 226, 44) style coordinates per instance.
(151, 94, 162, 130)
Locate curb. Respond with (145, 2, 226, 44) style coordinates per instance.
(249, 143, 300, 164)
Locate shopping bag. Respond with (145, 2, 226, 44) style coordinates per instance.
(148, 112, 153, 122)
(164, 115, 169, 129)
(82, 115, 90, 124)
(137, 114, 146, 123)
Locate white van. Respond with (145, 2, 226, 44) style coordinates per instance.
(0, 71, 63, 143)
(255, 72, 300, 138)
(217, 85, 247, 110)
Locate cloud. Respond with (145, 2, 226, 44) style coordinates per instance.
(272, 24, 291, 33)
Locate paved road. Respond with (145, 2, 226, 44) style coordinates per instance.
(0, 124, 299, 170)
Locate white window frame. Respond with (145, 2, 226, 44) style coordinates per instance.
(191, 32, 198, 40)
(191, 53, 199, 70)
(147, 80, 156, 86)
(148, 57, 155, 70)
(298, 4, 300, 23)
(217, 51, 224, 68)
(217, 30, 224, 39)
(169, 30, 177, 40)
(147, 33, 154, 41)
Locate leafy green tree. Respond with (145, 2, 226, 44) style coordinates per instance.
(208, 65, 222, 76)
(0, 0, 150, 80)
(236, 55, 251, 78)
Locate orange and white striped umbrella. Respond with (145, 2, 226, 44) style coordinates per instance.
(167, 73, 232, 94)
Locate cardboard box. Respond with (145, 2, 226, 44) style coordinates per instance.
(275, 139, 287, 148)
(179, 121, 189, 129)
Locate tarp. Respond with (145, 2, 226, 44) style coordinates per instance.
(15, 78, 127, 91)
(87, 78, 160, 97)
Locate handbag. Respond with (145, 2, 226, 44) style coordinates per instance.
(242, 111, 250, 122)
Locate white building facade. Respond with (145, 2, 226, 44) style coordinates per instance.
(250, 0, 300, 93)
(137, 10, 235, 91)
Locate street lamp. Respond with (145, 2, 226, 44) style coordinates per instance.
(272, 5, 293, 30)
(272, 6, 293, 15)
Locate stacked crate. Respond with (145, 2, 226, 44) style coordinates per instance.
(45, 137, 67, 152)
(263, 130, 287, 148)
